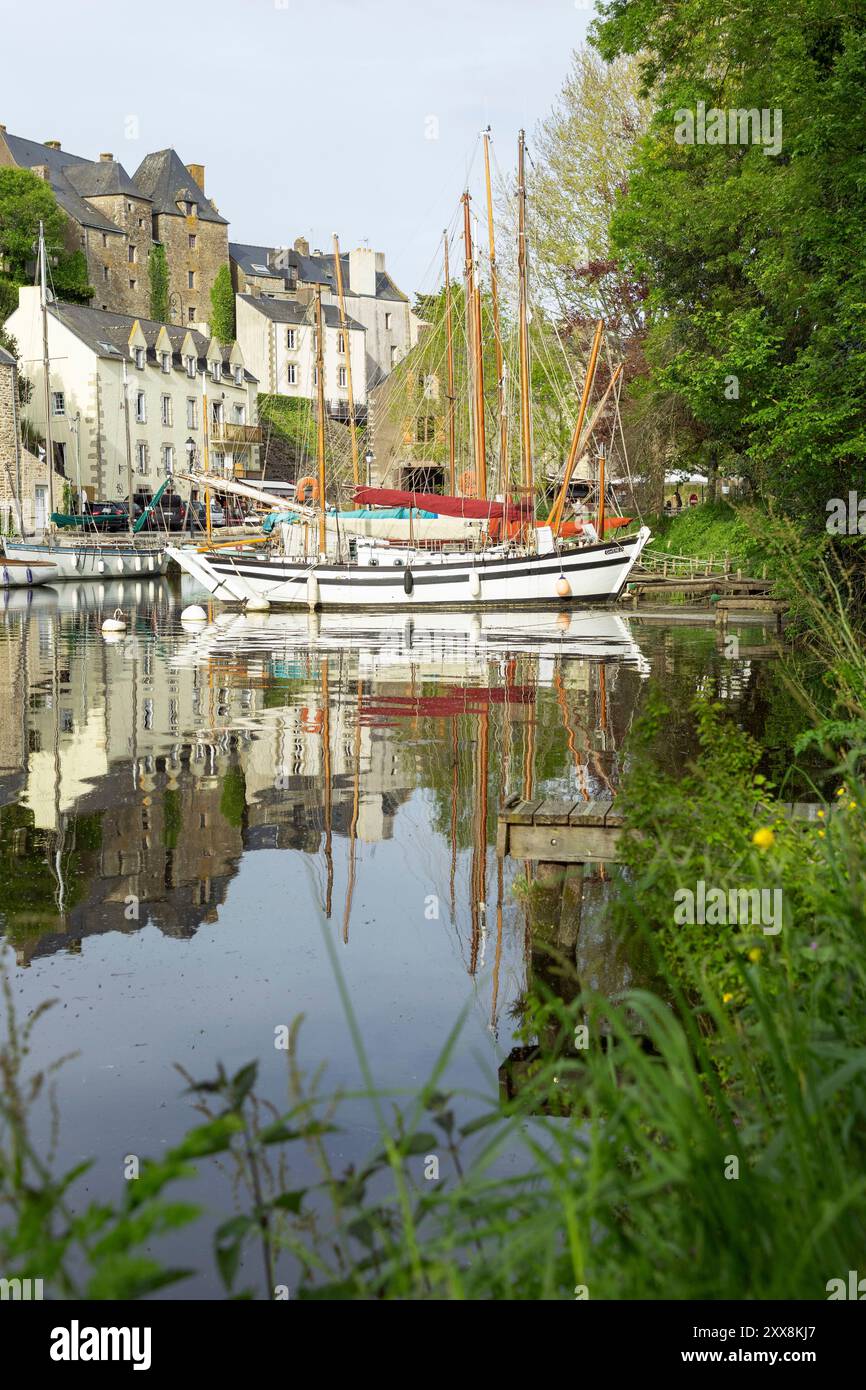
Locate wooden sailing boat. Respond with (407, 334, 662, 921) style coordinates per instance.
(168, 133, 650, 609)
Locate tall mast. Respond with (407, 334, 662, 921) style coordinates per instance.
(443, 231, 457, 496)
(332, 234, 359, 487)
(516, 132, 533, 519)
(38, 222, 56, 527)
(122, 360, 134, 536)
(547, 318, 604, 535)
(483, 128, 507, 497)
(462, 192, 486, 499)
(201, 365, 212, 542)
(314, 284, 327, 556)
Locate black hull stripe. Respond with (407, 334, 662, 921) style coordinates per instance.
(210, 553, 635, 588)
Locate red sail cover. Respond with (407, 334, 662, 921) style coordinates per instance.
(353, 487, 533, 523)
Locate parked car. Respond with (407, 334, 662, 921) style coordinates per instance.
(82, 500, 140, 532)
(209, 502, 226, 527)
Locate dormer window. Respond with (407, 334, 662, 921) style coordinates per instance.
(134, 347, 145, 370)
(234, 364, 243, 386)
(185, 355, 196, 377)
(211, 360, 222, 383)
(161, 351, 171, 373)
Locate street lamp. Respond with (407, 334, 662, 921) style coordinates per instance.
(185, 437, 196, 536)
(364, 447, 374, 487)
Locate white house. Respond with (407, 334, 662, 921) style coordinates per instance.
(5, 287, 261, 503)
(235, 294, 367, 420)
(231, 238, 420, 390)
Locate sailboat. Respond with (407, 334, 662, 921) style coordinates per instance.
(168, 132, 650, 610)
(2, 224, 169, 581)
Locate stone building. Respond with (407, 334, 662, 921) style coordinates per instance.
(131, 150, 229, 328)
(5, 287, 260, 504)
(0, 343, 52, 532)
(230, 237, 420, 392)
(0, 127, 228, 328)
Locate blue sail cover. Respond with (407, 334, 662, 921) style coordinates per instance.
(262, 506, 436, 534)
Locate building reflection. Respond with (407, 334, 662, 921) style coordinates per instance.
(0, 583, 650, 974)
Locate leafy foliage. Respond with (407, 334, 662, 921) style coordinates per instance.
(148, 243, 169, 322)
(0, 166, 91, 308)
(209, 264, 235, 344)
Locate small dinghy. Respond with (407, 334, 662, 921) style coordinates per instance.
(1, 557, 59, 588)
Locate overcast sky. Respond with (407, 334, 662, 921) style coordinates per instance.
(1, 0, 591, 297)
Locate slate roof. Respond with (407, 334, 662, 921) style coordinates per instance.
(1, 131, 124, 234)
(132, 150, 227, 225)
(48, 301, 256, 379)
(64, 159, 148, 201)
(238, 294, 365, 334)
(0, 345, 17, 368)
(311, 252, 409, 303)
(230, 241, 336, 290)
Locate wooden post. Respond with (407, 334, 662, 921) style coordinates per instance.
(314, 284, 327, 557)
(462, 192, 486, 498)
(516, 130, 534, 522)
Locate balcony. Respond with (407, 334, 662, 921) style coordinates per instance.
(210, 422, 263, 447)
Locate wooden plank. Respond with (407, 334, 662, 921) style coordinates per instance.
(533, 798, 580, 825)
(503, 798, 545, 825)
(508, 822, 624, 864)
(569, 798, 614, 827)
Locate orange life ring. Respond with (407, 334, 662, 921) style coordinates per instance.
(300, 707, 324, 734)
(296, 476, 320, 504)
(458, 469, 478, 498)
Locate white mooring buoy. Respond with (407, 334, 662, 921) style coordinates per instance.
(181, 604, 208, 623)
(101, 607, 127, 634)
(244, 594, 270, 613)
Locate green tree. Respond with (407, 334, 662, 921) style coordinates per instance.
(148, 242, 170, 322)
(0, 166, 91, 307)
(591, 0, 866, 515)
(210, 264, 235, 343)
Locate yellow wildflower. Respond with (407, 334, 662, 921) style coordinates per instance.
(722, 993, 734, 1004)
(752, 827, 775, 849)
(748, 948, 762, 963)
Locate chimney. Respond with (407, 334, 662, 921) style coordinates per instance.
(294, 236, 309, 257)
(348, 247, 376, 298)
(0, 125, 6, 133)
(99, 152, 114, 162)
(186, 163, 205, 192)
(32, 165, 50, 182)
(44, 140, 61, 150)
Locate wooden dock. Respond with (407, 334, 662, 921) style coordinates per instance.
(497, 793, 829, 865)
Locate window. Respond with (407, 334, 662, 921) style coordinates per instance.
(286, 363, 297, 386)
(337, 331, 345, 354)
(128, 244, 136, 264)
(161, 351, 171, 373)
(211, 359, 221, 382)
(102, 233, 108, 247)
(138, 217, 146, 229)
(233, 404, 245, 425)
(135, 390, 146, 422)
(186, 397, 198, 429)
(135, 347, 145, 369)
(187, 270, 195, 289)
(161, 394, 172, 427)
(390, 345, 398, 367)
(162, 444, 174, 475)
(313, 367, 318, 386)
(286, 328, 296, 350)
(136, 442, 147, 474)
(233, 364, 243, 385)
(129, 278, 136, 290)
(338, 366, 347, 388)
(51, 390, 65, 417)
(188, 233, 196, 250)
(211, 400, 223, 426)
(188, 307, 196, 323)
(186, 354, 196, 377)
(103, 265, 110, 281)
(384, 312, 392, 330)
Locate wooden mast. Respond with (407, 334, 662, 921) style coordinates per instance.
(462, 192, 486, 499)
(547, 318, 604, 535)
(516, 132, 533, 526)
(332, 235, 359, 488)
(483, 127, 507, 498)
(38, 223, 56, 529)
(443, 231, 457, 496)
(314, 283, 327, 556)
(121, 360, 134, 537)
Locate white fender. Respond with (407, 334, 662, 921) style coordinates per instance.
(306, 570, 320, 611)
(468, 570, 481, 599)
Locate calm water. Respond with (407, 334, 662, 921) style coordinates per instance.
(0, 578, 785, 1295)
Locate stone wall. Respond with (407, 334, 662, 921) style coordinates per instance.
(155, 210, 229, 330)
(0, 360, 51, 530)
(84, 194, 153, 318)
